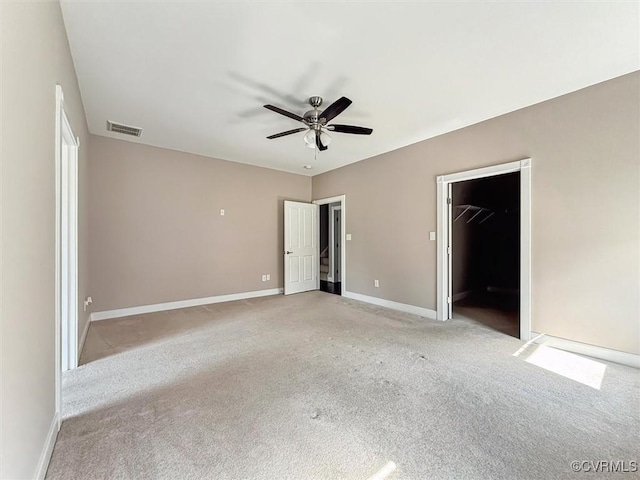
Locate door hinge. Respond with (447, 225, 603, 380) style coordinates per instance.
(447, 296, 452, 304)
(447, 197, 452, 205)
(447, 246, 451, 255)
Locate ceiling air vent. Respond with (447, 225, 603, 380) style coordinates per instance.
(107, 120, 143, 137)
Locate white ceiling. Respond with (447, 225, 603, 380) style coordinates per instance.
(61, 1, 639, 176)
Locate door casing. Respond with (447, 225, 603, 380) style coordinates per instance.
(313, 195, 346, 293)
(436, 159, 532, 341)
(55, 85, 80, 422)
(329, 205, 342, 283)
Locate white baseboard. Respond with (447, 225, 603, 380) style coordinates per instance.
(91, 288, 283, 321)
(343, 291, 437, 319)
(531, 332, 639, 369)
(79, 314, 91, 356)
(35, 412, 60, 480)
(452, 290, 471, 302)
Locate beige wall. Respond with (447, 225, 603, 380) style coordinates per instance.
(89, 136, 311, 312)
(313, 72, 640, 355)
(1, 1, 91, 478)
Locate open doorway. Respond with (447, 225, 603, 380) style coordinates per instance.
(319, 202, 342, 295)
(314, 195, 346, 296)
(436, 159, 531, 341)
(451, 172, 520, 337)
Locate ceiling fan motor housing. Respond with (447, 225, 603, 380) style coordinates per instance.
(304, 96, 325, 127)
(303, 110, 323, 126)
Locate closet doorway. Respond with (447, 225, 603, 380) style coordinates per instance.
(451, 172, 520, 337)
(436, 159, 532, 341)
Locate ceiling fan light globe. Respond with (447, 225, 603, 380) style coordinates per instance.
(304, 129, 316, 146)
(319, 131, 332, 146)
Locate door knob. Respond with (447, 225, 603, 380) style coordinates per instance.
(285, 251, 293, 254)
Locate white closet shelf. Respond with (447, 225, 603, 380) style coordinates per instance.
(454, 204, 494, 224)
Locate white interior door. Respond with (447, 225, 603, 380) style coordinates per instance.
(284, 201, 318, 295)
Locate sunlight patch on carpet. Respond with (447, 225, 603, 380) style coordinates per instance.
(523, 344, 606, 390)
(366, 461, 397, 480)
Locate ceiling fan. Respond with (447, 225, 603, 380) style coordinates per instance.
(264, 96, 372, 151)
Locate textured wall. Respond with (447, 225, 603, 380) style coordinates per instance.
(313, 72, 640, 355)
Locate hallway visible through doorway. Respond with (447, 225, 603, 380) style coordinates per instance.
(319, 202, 342, 296)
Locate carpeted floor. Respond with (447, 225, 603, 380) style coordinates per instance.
(46, 291, 639, 480)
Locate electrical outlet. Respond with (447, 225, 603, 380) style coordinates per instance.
(346, 234, 352, 240)
(220, 209, 225, 216)
(374, 279, 379, 287)
(266, 274, 270, 280)
(262, 275, 267, 281)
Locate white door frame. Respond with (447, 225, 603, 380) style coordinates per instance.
(313, 195, 346, 293)
(55, 85, 80, 418)
(328, 205, 342, 283)
(436, 159, 532, 341)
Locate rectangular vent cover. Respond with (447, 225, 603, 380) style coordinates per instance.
(107, 120, 143, 137)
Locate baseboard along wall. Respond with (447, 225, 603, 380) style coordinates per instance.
(531, 332, 639, 369)
(342, 291, 638, 369)
(79, 314, 91, 356)
(91, 288, 283, 321)
(35, 413, 59, 480)
(89, 288, 637, 369)
(343, 290, 437, 319)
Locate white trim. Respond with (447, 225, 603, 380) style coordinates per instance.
(343, 291, 437, 319)
(56, 83, 80, 382)
(531, 332, 640, 369)
(436, 159, 532, 341)
(91, 288, 283, 321)
(438, 159, 523, 184)
(312, 195, 343, 205)
(520, 160, 532, 341)
(329, 205, 342, 283)
(452, 290, 471, 302)
(78, 314, 91, 358)
(313, 195, 347, 294)
(55, 86, 62, 422)
(34, 413, 60, 480)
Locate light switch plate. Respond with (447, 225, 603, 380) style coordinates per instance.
(346, 234, 352, 241)
(220, 209, 225, 216)
(429, 231, 436, 241)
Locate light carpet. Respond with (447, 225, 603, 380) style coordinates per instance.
(46, 291, 639, 479)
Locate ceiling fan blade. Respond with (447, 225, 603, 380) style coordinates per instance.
(320, 97, 352, 122)
(329, 124, 373, 135)
(266, 128, 307, 139)
(316, 132, 328, 151)
(264, 105, 304, 122)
